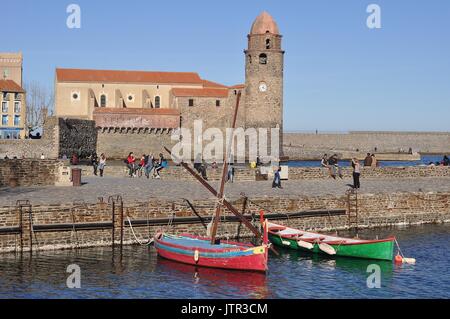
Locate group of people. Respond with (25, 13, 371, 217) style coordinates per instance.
(428, 155, 449, 167)
(321, 154, 343, 179)
(363, 153, 379, 167)
(90, 153, 107, 177)
(125, 152, 167, 179)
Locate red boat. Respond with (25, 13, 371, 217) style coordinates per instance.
(154, 222, 269, 273)
(155, 92, 271, 273)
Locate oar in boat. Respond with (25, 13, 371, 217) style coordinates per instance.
(318, 242, 337, 255)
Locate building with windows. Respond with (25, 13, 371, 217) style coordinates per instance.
(54, 12, 284, 157)
(0, 52, 26, 139)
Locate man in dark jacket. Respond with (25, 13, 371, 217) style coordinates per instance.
(364, 153, 372, 167)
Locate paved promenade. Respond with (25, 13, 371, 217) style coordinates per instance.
(1, 176, 449, 206)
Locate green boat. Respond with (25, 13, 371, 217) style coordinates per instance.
(268, 222, 395, 261)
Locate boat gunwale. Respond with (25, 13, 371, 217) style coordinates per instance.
(155, 234, 258, 253)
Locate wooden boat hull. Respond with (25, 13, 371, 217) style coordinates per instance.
(155, 233, 268, 273)
(268, 223, 395, 261)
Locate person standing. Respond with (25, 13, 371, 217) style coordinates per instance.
(227, 162, 235, 183)
(91, 153, 99, 176)
(352, 158, 361, 189)
(272, 167, 282, 189)
(144, 154, 153, 179)
(321, 154, 329, 167)
(371, 154, 378, 168)
(98, 154, 107, 177)
(364, 153, 372, 167)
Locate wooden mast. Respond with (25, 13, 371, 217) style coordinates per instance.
(209, 92, 241, 244)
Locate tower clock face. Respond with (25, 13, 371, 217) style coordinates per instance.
(259, 82, 268, 92)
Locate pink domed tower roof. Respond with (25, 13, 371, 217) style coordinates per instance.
(250, 11, 280, 35)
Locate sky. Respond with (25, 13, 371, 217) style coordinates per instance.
(1, 0, 449, 132)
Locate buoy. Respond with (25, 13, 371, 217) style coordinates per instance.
(402, 257, 416, 265)
(194, 250, 200, 263)
(394, 254, 403, 264)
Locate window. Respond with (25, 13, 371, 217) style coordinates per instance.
(188, 99, 194, 107)
(155, 96, 161, 108)
(259, 53, 267, 65)
(127, 94, 134, 102)
(2, 115, 8, 126)
(2, 92, 9, 101)
(2, 101, 8, 113)
(100, 94, 107, 107)
(248, 55, 252, 64)
(216, 100, 220, 107)
(14, 101, 20, 113)
(14, 93, 21, 100)
(266, 39, 271, 49)
(71, 91, 80, 101)
(14, 115, 20, 126)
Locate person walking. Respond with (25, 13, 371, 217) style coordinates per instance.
(364, 153, 372, 167)
(272, 167, 282, 189)
(98, 153, 107, 177)
(351, 158, 361, 189)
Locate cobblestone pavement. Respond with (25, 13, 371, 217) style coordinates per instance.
(1, 176, 449, 206)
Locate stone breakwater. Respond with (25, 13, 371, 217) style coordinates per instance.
(0, 191, 449, 254)
(79, 164, 450, 181)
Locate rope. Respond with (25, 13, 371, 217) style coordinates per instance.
(394, 238, 405, 257)
(126, 216, 154, 246)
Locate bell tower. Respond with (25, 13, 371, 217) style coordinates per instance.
(244, 12, 284, 156)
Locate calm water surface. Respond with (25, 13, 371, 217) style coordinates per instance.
(288, 155, 447, 168)
(0, 224, 449, 299)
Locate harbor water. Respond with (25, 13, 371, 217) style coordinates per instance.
(0, 223, 449, 299)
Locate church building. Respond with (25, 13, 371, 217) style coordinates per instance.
(54, 12, 284, 158)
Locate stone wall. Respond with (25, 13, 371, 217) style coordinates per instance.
(58, 118, 97, 158)
(0, 191, 448, 253)
(96, 130, 175, 160)
(77, 164, 450, 181)
(0, 159, 70, 187)
(0, 117, 59, 159)
(284, 132, 450, 159)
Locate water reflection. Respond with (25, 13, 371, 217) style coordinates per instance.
(156, 258, 270, 299)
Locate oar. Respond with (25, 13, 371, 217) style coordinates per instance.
(318, 242, 337, 255)
(297, 240, 314, 250)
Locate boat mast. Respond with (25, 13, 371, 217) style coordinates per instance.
(209, 92, 241, 244)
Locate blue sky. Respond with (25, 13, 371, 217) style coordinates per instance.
(1, 0, 449, 132)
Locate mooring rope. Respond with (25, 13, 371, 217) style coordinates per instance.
(126, 216, 154, 246)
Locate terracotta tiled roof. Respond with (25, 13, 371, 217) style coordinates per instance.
(172, 88, 229, 98)
(56, 68, 203, 85)
(93, 107, 180, 116)
(0, 80, 25, 93)
(202, 79, 228, 88)
(229, 84, 245, 89)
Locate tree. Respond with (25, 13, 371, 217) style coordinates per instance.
(24, 82, 54, 132)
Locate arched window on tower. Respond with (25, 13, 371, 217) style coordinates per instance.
(266, 39, 271, 49)
(248, 55, 252, 64)
(259, 53, 267, 65)
(155, 96, 161, 108)
(100, 94, 107, 107)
